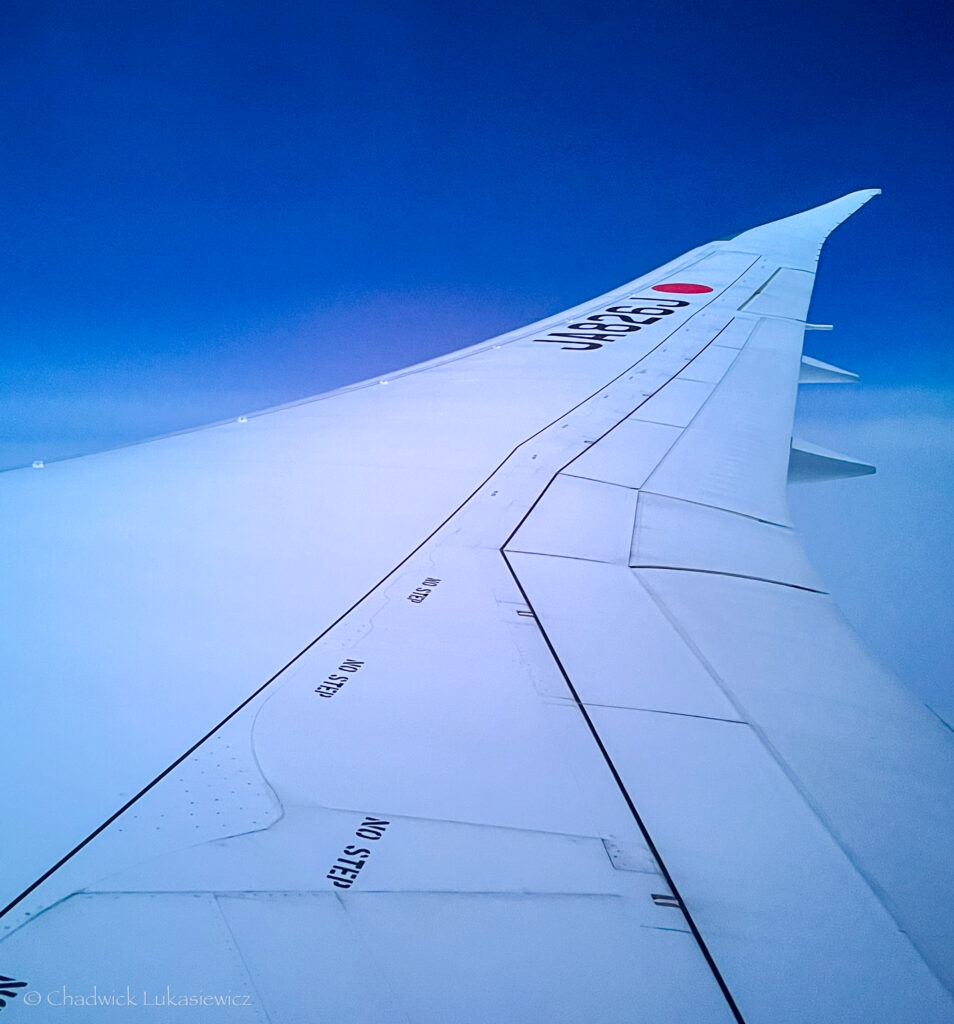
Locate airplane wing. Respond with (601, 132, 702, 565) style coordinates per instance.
(2, 190, 952, 1023)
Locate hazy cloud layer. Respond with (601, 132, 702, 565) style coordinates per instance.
(791, 386, 954, 722)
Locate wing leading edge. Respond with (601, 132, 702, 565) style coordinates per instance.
(2, 190, 953, 1023)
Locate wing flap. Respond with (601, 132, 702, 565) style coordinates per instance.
(640, 568, 954, 994)
(630, 493, 823, 591)
(508, 474, 637, 564)
(586, 701, 954, 1024)
(504, 552, 739, 720)
(641, 318, 803, 525)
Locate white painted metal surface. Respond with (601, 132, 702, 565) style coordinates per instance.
(2, 189, 952, 1023)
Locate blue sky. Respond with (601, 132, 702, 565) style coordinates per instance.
(1, 0, 951, 714)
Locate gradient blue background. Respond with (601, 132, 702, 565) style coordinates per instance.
(2, 0, 951, 717)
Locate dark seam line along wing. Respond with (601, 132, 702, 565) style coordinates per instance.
(500, 547, 748, 1024)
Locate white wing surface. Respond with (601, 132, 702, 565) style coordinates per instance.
(2, 190, 952, 1023)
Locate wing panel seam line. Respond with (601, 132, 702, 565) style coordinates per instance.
(501, 548, 747, 1024)
(631, 565, 827, 594)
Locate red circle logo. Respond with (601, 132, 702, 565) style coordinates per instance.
(651, 283, 713, 294)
